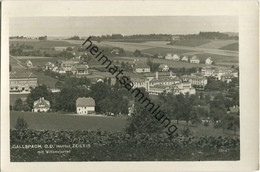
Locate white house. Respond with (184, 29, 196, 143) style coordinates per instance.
(205, 57, 213, 65)
(133, 64, 151, 73)
(33, 97, 50, 112)
(172, 54, 180, 61)
(158, 64, 169, 72)
(26, 60, 33, 67)
(165, 53, 174, 60)
(190, 56, 200, 64)
(76, 97, 95, 115)
(181, 56, 189, 62)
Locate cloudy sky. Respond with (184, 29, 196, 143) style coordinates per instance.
(10, 16, 238, 37)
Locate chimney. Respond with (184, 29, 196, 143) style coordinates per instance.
(155, 71, 158, 80)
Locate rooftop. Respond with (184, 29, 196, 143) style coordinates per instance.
(76, 97, 95, 107)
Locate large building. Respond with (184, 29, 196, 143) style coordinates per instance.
(201, 66, 239, 80)
(33, 97, 50, 112)
(149, 82, 196, 95)
(10, 72, 38, 93)
(133, 64, 151, 73)
(181, 74, 208, 89)
(76, 97, 95, 115)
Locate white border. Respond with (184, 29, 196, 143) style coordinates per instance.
(1, 1, 259, 171)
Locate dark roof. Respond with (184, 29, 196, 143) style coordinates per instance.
(134, 64, 150, 68)
(76, 97, 95, 107)
(33, 97, 50, 108)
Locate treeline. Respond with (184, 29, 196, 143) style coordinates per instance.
(179, 32, 238, 40)
(90, 34, 172, 41)
(11, 78, 129, 115)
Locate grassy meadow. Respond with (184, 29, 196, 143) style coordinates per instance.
(10, 111, 238, 137)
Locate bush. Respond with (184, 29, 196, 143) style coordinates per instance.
(15, 117, 28, 130)
(180, 127, 193, 137)
(214, 122, 222, 129)
(204, 121, 209, 127)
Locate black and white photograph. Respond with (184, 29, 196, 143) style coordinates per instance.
(8, 15, 240, 161)
(1, 1, 259, 172)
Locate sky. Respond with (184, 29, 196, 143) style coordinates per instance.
(10, 16, 238, 37)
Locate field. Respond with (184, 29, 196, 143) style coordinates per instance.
(142, 47, 196, 55)
(10, 111, 128, 132)
(198, 40, 238, 49)
(10, 56, 59, 88)
(191, 53, 238, 65)
(10, 39, 77, 49)
(171, 39, 211, 47)
(17, 56, 57, 67)
(10, 111, 238, 137)
(220, 42, 239, 51)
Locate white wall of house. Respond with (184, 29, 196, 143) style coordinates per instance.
(33, 108, 49, 112)
(135, 68, 150, 73)
(77, 106, 95, 114)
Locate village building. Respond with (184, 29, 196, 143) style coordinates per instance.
(149, 82, 196, 95)
(132, 78, 150, 90)
(201, 66, 238, 81)
(220, 73, 234, 83)
(165, 53, 180, 61)
(158, 64, 169, 72)
(133, 64, 151, 73)
(33, 97, 50, 112)
(76, 97, 95, 115)
(172, 54, 180, 61)
(56, 67, 66, 74)
(149, 76, 181, 87)
(61, 60, 80, 72)
(25, 60, 33, 67)
(181, 75, 208, 89)
(110, 48, 120, 55)
(228, 105, 239, 114)
(190, 56, 200, 64)
(144, 71, 176, 81)
(201, 66, 216, 77)
(10, 72, 38, 93)
(165, 53, 173, 60)
(181, 56, 189, 62)
(44, 62, 56, 71)
(205, 57, 213, 65)
(75, 65, 89, 75)
(157, 53, 163, 59)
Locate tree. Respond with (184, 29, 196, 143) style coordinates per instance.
(27, 85, 52, 109)
(125, 101, 163, 137)
(13, 98, 24, 111)
(133, 49, 142, 57)
(15, 117, 28, 130)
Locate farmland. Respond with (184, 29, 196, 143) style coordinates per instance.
(10, 39, 78, 49)
(10, 56, 59, 88)
(220, 42, 239, 51)
(170, 39, 211, 47)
